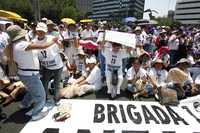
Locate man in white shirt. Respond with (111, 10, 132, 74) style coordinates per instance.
(80, 24, 94, 40)
(33, 22, 63, 103)
(7, 25, 58, 121)
(63, 24, 79, 65)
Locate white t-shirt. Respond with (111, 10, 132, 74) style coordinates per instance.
(13, 40, 39, 76)
(102, 46, 129, 74)
(72, 55, 86, 73)
(149, 68, 168, 87)
(86, 65, 102, 91)
(80, 29, 94, 39)
(33, 35, 63, 70)
(126, 67, 147, 81)
(135, 34, 144, 46)
(0, 32, 9, 55)
(25, 30, 36, 41)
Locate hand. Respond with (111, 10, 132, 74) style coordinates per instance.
(141, 76, 147, 82)
(52, 37, 59, 43)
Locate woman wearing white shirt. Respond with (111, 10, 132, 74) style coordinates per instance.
(149, 59, 168, 87)
(126, 57, 154, 99)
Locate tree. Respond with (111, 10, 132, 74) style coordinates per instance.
(61, 6, 80, 21)
(0, 0, 33, 21)
(155, 17, 181, 27)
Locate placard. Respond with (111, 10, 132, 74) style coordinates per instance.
(105, 30, 136, 48)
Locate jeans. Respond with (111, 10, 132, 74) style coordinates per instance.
(98, 50, 105, 78)
(41, 67, 63, 101)
(19, 74, 46, 116)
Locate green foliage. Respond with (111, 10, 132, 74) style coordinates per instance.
(0, 0, 80, 22)
(0, 0, 33, 20)
(155, 17, 181, 27)
(61, 6, 80, 21)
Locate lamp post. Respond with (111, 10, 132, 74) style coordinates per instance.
(30, 0, 41, 22)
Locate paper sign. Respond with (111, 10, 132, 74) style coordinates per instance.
(105, 30, 136, 48)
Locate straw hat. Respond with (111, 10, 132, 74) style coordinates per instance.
(36, 22, 47, 33)
(6, 25, 27, 42)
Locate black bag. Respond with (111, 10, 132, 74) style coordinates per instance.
(111, 69, 118, 86)
(62, 40, 70, 48)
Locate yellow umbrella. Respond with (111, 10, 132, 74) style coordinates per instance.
(61, 18, 76, 25)
(7, 17, 27, 22)
(0, 10, 27, 22)
(80, 19, 94, 23)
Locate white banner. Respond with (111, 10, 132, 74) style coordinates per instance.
(105, 30, 136, 48)
(20, 98, 200, 133)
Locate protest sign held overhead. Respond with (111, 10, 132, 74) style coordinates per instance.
(105, 30, 136, 48)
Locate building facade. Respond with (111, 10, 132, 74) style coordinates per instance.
(175, 0, 200, 24)
(76, 0, 92, 17)
(91, 0, 145, 20)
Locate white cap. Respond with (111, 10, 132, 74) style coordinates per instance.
(86, 57, 97, 64)
(36, 22, 47, 33)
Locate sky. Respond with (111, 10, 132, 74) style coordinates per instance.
(144, 0, 177, 19)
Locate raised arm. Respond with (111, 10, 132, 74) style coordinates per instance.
(25, 37, 58, 51)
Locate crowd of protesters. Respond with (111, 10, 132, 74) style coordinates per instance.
(0, 18, 200, 121)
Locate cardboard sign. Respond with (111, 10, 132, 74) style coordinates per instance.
(20, 97, 200, 133)
(105, 30, 136, 48)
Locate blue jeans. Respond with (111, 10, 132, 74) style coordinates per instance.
(19, 74, 46, 116)
(98, 50, 105, 78)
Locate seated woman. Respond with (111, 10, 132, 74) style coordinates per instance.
(59, 56, 102, 98)
(148, 59, 168, 88)
(126, 57, 153, 99)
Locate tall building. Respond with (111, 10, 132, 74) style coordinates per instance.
(76, 0, 92, 17)
(91, 0, 145, 20)
(174, 0, 200, 24)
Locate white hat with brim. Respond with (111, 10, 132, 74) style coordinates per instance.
(176, 58, 190, 66)
(152, 59, 164, 66)
(6, 25, 27, 42)
(36, 22, 47, 33)
(195, 75, 200, 85)
(86, 57, 97, 64)
(46, 20, 56, 26)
